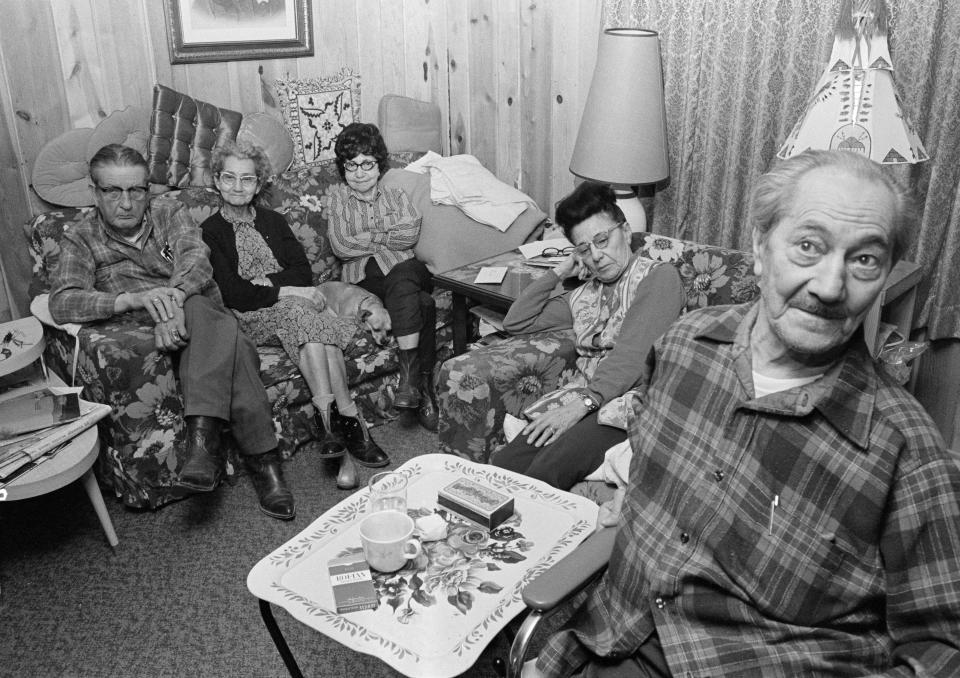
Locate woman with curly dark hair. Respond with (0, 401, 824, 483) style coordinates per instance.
(327, 123, 438, 431)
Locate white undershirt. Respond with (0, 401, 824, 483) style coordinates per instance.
(752, 370, 823, 398)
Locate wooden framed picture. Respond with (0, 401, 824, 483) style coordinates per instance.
(163, 0, 313, 64)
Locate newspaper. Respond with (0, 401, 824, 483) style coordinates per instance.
(0, 398, 112, 484)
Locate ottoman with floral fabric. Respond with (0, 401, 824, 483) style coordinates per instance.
(24, 153, 458, 509)
(437, 232, 761, 499)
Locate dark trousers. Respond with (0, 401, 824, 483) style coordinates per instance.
(491, 412, 627, 490)
(178, 295, 277, 456)
(360, 257, 436, 373)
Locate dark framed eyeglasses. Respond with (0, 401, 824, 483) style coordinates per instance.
(541, 246, 574, 257)
(573, 222, 625, 256)
(343, 159, 378, 172)
(216, 171, 259, 189)
(95, 184, 149, 202)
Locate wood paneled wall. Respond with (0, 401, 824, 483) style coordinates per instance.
(0, 0, 603, 319)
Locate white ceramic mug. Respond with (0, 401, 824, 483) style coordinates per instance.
(359, 511, 422, 573)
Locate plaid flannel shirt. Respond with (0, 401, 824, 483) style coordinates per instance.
(49, 200, 219, 324)
(539, 303, 960, 677)
(326, 182, 421, 284)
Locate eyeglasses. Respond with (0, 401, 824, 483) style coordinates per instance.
(343, 159, 378, 172)
(572, 222, 625, 256)
(95, 184, 149, 202)
(541, 246, 574, 257)
(216, 171, 259, 189)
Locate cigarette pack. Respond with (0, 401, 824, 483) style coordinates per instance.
(437, 478, 514, 529)
(328, 553, 378, 613)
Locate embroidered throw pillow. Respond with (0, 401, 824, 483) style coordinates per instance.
(275, 69, 361, 170)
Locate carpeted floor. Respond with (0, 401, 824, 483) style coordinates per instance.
(0, 419, 537, 678)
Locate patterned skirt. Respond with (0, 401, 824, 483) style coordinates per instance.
(237, 296, 362, 362)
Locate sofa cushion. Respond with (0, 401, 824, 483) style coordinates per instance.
(275, 69, 361, 170)
(147, 84, 242, 188)
(377, 94, 442, 153)
(31, 128, 96, 208)
(381, 168, 546, 274)
(237, 113, 294, 177)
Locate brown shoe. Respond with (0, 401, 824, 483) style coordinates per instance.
(336, 456, 359, 490)
(178, 416, 224, 492)
(395, 348, 421, 409)
(246, 451, 295, 520)
(417, 371, 439, 432)
(335, 409, 390, 468)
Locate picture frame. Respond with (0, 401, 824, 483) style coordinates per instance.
(163, 0, 313, 64)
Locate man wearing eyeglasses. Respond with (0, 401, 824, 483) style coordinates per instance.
(48, 143, 293, 520)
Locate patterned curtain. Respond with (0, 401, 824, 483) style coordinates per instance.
(603, 0, 960, 340)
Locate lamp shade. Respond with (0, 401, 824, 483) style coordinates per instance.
(570, 28, 670, 186)
(778, 0, 927, 164)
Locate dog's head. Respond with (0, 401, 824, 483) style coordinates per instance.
(360, 306, 392, 346)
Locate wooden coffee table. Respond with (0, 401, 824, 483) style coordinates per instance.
(247, 453, 597, 678)
(433, 251, 562, 355)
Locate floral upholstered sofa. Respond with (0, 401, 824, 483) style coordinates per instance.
(437, 232, 760, 471)
(25, 153, 452, 509)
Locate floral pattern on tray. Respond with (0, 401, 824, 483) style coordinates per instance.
(247, 454, 597, 678)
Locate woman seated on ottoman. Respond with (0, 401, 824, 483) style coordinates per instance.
(200, 140, 388, 490)
(491, 182, 685, 490)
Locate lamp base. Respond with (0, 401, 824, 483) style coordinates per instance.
(612, 188, 647, 233)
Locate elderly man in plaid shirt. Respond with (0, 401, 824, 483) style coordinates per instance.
(49, 144, 295, 521)
(530, 150, 960, 677)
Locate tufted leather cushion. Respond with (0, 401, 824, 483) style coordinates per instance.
(146, 84, 242, 187)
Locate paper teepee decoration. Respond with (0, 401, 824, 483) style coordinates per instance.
(778, 0, 927, 164)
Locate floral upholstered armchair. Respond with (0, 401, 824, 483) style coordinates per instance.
(437, 233, 760, 470)
(25, 153, 457, 509)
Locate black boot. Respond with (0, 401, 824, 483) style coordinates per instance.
(417, 371, 439, 432)
(178, 415, 224, 492)
(245, 450, 295, 520)
(335, 408, 390, 468)
(395, 348, 421, 409)
(314, 400, 347, 459)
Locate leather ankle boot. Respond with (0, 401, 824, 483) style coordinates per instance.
(178, 415, 224, 492)
(395, 348, 421, 409)
(314, 401, 347, 458)
(336, 455, 359, 490)
(417, 371, 439, 432)
(335, 409, 390, 468)
(245, 450, 295, 520)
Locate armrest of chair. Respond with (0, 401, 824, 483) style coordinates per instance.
(506, 528, 617, 678)
(522, 527, 617, 610)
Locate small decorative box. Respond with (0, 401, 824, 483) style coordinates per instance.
(437, 478, 515, 529)
(328, 553, 378, 613)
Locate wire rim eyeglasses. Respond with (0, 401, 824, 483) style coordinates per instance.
(572, 222, 625, 256)
(95, 184, 149, 202)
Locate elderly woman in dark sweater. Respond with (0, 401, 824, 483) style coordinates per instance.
(491, 182, 685, 490)
(200, 140, 387, 489)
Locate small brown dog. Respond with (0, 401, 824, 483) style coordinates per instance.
(315, 281, 392, 346)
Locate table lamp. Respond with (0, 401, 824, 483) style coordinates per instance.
(777, 0, 927, 164)
(570, 28, 670, 232)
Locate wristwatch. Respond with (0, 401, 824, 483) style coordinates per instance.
(582, 394, 600, 413)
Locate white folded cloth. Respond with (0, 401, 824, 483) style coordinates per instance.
(406, 151, 536, 232)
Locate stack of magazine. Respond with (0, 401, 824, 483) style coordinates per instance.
(0, 381, 111, 485)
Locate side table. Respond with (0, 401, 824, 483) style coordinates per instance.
(2, 425, 118, 548)
(434, 251, 560, 355)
